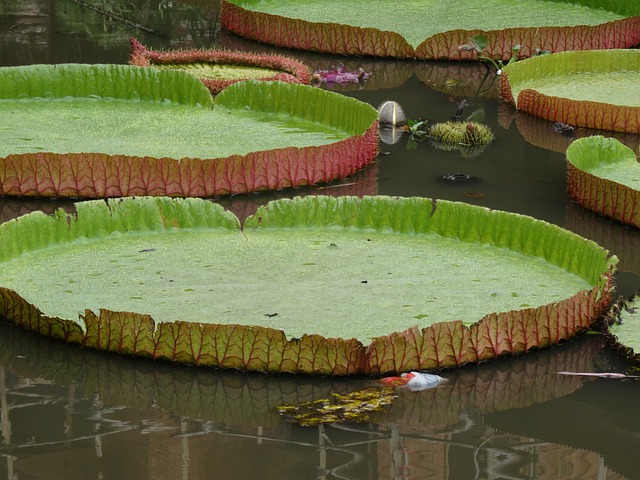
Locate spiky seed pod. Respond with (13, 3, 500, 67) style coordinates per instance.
(377, 101, 406, 126)
(429, 121, 494, 146)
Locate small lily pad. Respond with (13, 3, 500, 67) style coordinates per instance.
(606, 293, 640, 366)
(566, 136, 640, 228)
(129, 38, 311, 94)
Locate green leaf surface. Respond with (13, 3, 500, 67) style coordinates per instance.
(129, 38, 311, 94)
(501, 49, 640, 132)
(567, 136, 640, 190)
(607, 293, 640, 363)
(0, 65, 372, 159)
(228, 0, 626, 48)
(0, 64, 378, 197)
(566, 136, 640, 228)
(222, 0, 640, 59)
(0, 196, 616, 374)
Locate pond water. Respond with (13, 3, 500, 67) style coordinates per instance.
(1, 1, 640, 479)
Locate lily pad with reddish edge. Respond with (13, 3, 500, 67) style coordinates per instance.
(221, 0, 640, 60)
(0, 64, 378, 198)
(605, 292, 640, 367)
(501, 49, 640, 133)
(0, 195, 616, 375)
(0, 318, 610, 428)
(566, 136, 640, 228)
(128, 38, 311, 94)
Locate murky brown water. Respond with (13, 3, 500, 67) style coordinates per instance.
(1, 1, 640, 479)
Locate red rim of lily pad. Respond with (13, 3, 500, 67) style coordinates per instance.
(566, 136, 640, 229)
(129, 37, 311, 94)
(0, 64, 378, 198)
(501, 49, 640, 134)
(0, 195, 617, 375)
(0, 318, 609, 428)
(220, 0, 640, 60)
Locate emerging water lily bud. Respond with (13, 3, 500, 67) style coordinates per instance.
(377, 100, 406, 126)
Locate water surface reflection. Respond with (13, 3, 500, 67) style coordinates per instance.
(1, 1, 640, 479)
(0, 321, 635, 479)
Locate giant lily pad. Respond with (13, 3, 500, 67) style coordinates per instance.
(221, 0, 640, 60)
(606, 293, 640, 366)
(566, 136, 640, 228)
(129, 38, 311, 94)
(501, 49, 640, 133)
(0, 64, 378, 198)
(0, 195, 616, 375)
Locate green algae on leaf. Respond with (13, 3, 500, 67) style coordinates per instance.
(0, 64, 378, 198)
(566, 136, 640, 228)
(501, 49, 640, 133)
(221, 0, 640, 59)
(0, 196, 617, 374)
(129, 38, 311, 94)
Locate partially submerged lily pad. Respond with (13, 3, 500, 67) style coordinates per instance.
(501, 49, 640, 133)
(221, 0, 640, 59)
(566, 136, 640, 228)
(129, 38, 311, 94)
(605, 293, 640, 366)
(0, 64, 377, 198)
(0, 196, 616, 374)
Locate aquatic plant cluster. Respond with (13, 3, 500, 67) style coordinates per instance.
(0, 0, 639, 376)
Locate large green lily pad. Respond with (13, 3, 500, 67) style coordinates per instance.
(221, 0, 640, 60)
(0, 64, 378, 198)
(501, 49, 640, 133)
(566, 136, 640, 228)
(0, 196, 616, 375)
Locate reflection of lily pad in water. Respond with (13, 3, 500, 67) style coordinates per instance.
(0, 319, 609, 428)
(0, 64, 377, 198)
(221, 0, 640, 59)
(566, 136, 640, 228)
(0, 196, 616, 374)
(416, 62, 500, 98)
(129, 38, 311, 94)
(501, 49, 640, 133)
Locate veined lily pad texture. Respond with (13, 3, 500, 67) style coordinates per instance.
(0, 64, 377, 198)
(221, 0, 640, 60)
(566, 136, 640, 228)
(128, 38, 311, 94)
(501, 49, 640, 133)
(0, 195, 616, 375)
(606, 293, 640, 366)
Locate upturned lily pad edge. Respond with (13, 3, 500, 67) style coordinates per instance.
(566, 136, 640, 228)
(0, 195, 617, 375)
(0, 64, 378, 198)
(500, 49, 640, 133)
(221, 0, 640, 60)
(128, 37, 312, 94)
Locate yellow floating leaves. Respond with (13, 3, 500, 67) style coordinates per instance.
(277, 387, 397, 426)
